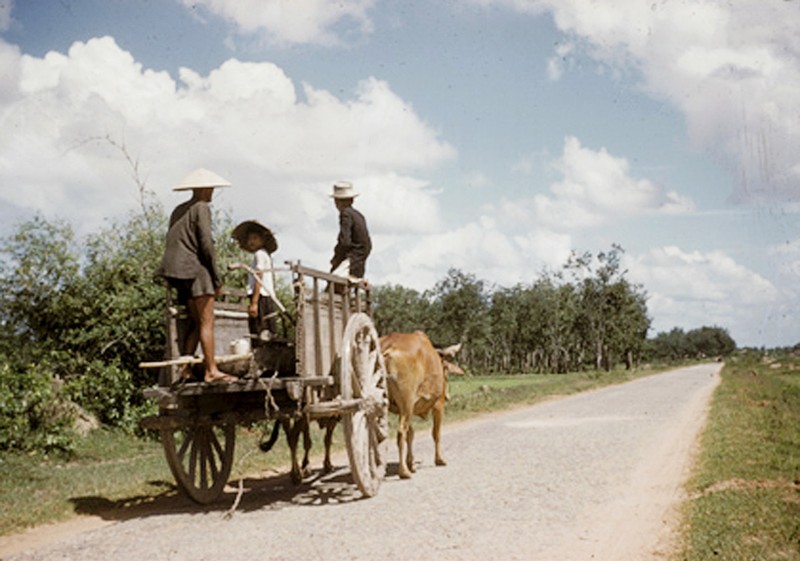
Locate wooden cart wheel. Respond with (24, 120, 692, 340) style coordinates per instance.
(340, 313, 389, 497)
(161, 421, 235, 504)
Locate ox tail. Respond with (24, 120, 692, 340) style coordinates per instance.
(259, 419, 282, 453)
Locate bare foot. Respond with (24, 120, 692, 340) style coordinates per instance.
(204, 371, 237, 384)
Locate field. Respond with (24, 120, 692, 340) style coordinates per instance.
(678, 352, 800, 561)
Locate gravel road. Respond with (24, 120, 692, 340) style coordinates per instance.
(3, 363, 721, 561)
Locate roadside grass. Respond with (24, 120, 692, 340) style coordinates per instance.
(678, 352, 800, 561)
(0, 363, 672, 537)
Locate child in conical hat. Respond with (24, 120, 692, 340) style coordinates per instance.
(232, 220, 279, 342)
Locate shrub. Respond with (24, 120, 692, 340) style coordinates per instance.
(0, 360, 77, 454)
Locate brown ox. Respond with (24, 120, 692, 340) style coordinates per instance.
(380, 331, 461, 479)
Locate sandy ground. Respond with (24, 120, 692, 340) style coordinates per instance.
(0, 363, 721, 561)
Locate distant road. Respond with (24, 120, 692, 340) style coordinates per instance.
(4, 363, 721, 561)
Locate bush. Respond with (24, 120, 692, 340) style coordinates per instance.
(0, 361, 77, 454)
(62, 359, 145, 433)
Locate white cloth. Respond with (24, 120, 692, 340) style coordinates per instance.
(331, 258, 350, 279)
(331, 258, 364, 282)
(247, 249, 274, 297)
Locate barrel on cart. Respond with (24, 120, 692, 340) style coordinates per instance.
(139, 261, 388, 504)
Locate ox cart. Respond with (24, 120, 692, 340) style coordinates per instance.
(139, 261, 388, 504)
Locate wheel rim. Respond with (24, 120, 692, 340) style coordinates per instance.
(161, 421, 235, 504)
(341, 313, 388, 497)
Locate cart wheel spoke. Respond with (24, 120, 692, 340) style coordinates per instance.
(177, 429, 193, 461)
(161, 421, 235, 504)
(341, 313, 388, 498)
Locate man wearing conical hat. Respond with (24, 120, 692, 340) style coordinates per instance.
(157, 168, 236, 384)
(330, 181, 372, 281)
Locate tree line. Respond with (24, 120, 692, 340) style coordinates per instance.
(0, 201, 735, 452)
(373, 246, 653, 374)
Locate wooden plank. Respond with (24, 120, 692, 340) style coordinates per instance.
(139, 353, 252, 369)
(327, 281, 336, 376)
(142, 375, 334, 396)
(312, 277, 323, 377)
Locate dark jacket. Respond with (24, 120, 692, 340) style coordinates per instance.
(331, 206, 371, 278)
(157, 199, 220, 287)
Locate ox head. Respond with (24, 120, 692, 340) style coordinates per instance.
(436, 344, 464, 400)
(437, 343, 463, 374)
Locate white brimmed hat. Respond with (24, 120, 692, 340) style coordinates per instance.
(173, 168, 232, 191)
(330, 181, 359, 199)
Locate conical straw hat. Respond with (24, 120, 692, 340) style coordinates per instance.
(173, 168, 232, 191)
(232, 220, 278, 254)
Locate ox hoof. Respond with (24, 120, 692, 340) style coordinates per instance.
(398, 470, 413, 480)
(435, 458, 447, 467)
(291, 468, 310, 485)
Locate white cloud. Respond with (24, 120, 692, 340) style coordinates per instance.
(474, 0, 800, 203)
(546, 42, 574, 81)
(627, 245, 782, 345)
(179, 0, 376, 46)
(769, 239, 800, 282)
(0, 36, 455, 270)
(532, 136, 693, 229)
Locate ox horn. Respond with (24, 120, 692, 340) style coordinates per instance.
(437, 343, 462, 358)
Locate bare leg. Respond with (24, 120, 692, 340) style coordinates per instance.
(189, 294, 234, 383)
(179, 313, 200, 380)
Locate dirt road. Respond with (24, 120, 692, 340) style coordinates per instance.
(2, 363, 721, 561)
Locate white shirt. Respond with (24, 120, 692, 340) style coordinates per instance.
(248, 249, 274, 297)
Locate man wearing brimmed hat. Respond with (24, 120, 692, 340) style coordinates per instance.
(157, 168, 236, 384)
(330, 181, 371, 281)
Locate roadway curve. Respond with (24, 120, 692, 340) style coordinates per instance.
(3, 363, 721, 561)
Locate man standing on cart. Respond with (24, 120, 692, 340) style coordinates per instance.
(157, 168, 236, 384)
(330, 181, 372, 282)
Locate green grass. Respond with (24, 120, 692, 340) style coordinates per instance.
(0, 362, 676, 537)
(678, 352, 800, 561)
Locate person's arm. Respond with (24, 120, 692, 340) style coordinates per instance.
(331, 209, 353, 269)
(195, 202, 221, 288)
(248, 280, 261, 317)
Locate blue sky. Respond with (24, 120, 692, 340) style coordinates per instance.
(1, 0, 798, 347)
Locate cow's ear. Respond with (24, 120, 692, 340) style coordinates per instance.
(438, 343, 461, 358)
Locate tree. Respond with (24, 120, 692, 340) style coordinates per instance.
(645, 326, 736, 361)
(565, 245, 650, 371)
(0, 215, 81, 356)
(686, 326, 736, 358)
(372, 284, 431, 335)
(425, 269, 490, 369)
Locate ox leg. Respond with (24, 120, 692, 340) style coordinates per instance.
(406, 422, 416, 473)
(300, 417, 312, 479)
(321, 418, 338, 474)
(432, 401, 447, 467)
(282, 418, 304, 485)
(396, 414, 413, 479)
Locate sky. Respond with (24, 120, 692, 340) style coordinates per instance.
(0, 0, 798, 348)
